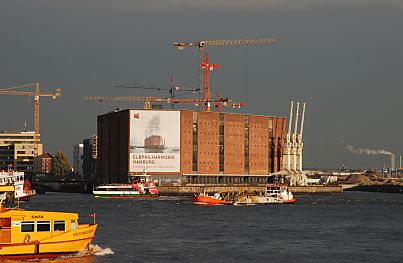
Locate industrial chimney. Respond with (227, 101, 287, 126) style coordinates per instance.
(391, 154, 395, 177)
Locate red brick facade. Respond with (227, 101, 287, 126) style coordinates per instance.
(97, 109, 286, 183)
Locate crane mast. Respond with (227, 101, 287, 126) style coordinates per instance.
(0, 82, 61, 172)
(173, 37, 276, 111)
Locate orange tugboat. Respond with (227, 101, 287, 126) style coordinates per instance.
(192, 186, 296, 206)
(191, 191, 233, 206)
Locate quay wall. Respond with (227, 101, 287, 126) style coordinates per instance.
(157, 184, 343, 196)
(345, 184, 403, 194)
(289, 186, 343, 194)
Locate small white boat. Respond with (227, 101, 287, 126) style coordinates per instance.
(234, 186, 295, 205)
(0, 168, 36, 201)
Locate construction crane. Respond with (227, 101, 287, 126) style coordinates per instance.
(173, 37, 276, 111)
(115, 77, 200, 109)
(81, 95, 244, 111)
(0, 82, 61, 172)
(83, 76, 245, 111)
(173, 38, 276, 50)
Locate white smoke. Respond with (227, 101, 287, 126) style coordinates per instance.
(346, 145, 394, 156)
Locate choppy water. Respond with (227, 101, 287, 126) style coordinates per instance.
(6, 192, 403, 263)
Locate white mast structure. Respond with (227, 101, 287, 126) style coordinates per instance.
(283, 101, 306, 174)
(284, 101, 294, 171)
(293, 102, 300, 172)
(297, 103, 306, 172)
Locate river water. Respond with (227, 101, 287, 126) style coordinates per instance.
(5, 191, 403, 263)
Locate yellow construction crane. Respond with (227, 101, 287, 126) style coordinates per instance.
(173, 37, 276, 111)
(0, 82, 61, 172)
(83, 76, 245, 111)
(173, 38, 276, 50)
(81, 95, 244, 110)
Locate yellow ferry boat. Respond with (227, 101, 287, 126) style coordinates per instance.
(0, 186, 98, 260)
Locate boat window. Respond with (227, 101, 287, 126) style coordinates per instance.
(71, 220, 77, 231)
(21, 221, 35, 232)
(37, 221, 51, 232)
(54, 220, 65, 231)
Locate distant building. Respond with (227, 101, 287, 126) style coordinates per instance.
(38, 152, 54, 174)
(0, 131, 43, 173)
(83, 135, 97, 183)
(73, 143, 84, 176)
(97, 109, 286, 184)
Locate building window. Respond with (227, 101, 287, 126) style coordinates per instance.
(244, 116, 249, 174)
(192, 113, 198, 172)
(219, 114, 224, 173)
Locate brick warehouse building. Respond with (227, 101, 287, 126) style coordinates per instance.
(96, 109, 286, 184)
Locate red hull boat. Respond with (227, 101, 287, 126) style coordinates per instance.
(191, 192, 233, 206)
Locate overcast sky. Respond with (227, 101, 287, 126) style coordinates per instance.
(1, 0, 402, 169)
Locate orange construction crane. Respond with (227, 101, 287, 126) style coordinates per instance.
(173, 37, 276, 111)
(0, 82, 61, 172)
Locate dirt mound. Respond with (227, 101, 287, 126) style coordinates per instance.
(385, 179, 398, 185)
(345, 174, 373, 185)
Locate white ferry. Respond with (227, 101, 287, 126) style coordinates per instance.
(93, 172, 159, 198)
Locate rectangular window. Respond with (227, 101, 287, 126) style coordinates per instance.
(71, 220, 77, 231)
(192, 122, 198, 172)
(37, 221, 51, 232)
(21, 221, 35, 232)
(219, 115, 224, 173)
(244, 117, 249, 174)
(54, 220, 66, 231)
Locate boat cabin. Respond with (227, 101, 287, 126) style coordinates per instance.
(0, 209, 80, 244)
(128, 173, 152, 184)
(0, 172, 24, 186)
(265, 186, 288, 196)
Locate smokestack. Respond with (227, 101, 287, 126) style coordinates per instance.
(299, 103, 306, 136)
(391, 154, 395, 174)
(294, 102, 299, 136)
(288, 101, 293, 135)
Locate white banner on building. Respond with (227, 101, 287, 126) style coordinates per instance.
(129, 110, 180, 173)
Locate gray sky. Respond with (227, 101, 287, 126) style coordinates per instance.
(1, 0, 402, 169)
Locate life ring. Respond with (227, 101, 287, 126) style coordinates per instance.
(23, 234, 31, 244)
